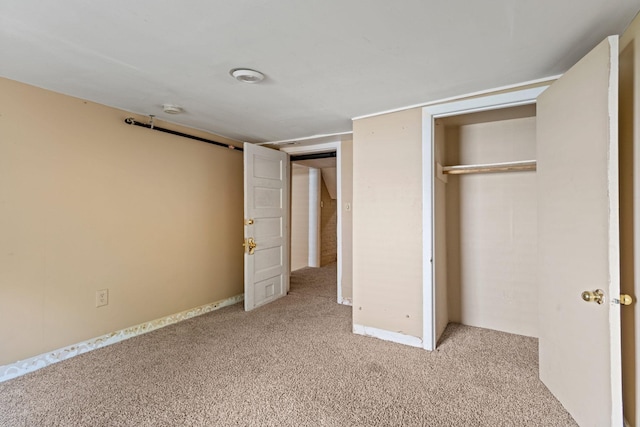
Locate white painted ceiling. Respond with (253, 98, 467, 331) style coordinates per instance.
(1, 1, 639, 143)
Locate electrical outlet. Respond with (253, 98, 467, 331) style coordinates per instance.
(96, 289, 108, 307)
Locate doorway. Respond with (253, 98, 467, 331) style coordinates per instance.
(280, 140, 348, 305)
(422, 87, 547, 350)
(290, 158, 338, 271)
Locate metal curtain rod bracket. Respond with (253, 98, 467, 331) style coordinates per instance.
(124, 117, 242, 151)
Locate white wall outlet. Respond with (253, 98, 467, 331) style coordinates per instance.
(96, 289, 109, 307)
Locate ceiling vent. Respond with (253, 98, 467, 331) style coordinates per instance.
(230, 68, 265, 84)
(162, 104, 184, 114)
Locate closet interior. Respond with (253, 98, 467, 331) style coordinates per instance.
(433, 104, 539, 343)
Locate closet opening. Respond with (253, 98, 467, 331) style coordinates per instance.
(433, 103, 539, 345)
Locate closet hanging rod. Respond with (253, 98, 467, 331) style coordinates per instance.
(124, 117, 242, 151)
(442, 160, 536, 175)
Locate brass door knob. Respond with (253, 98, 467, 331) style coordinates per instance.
(243, 237, 257, 255)
(581, 289, 604, 304)
(620, 294, 633, 306)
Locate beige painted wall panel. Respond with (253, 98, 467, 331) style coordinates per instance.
(340, 137, 353, 302)
(291, 164, 310, 271)
(352, 108, 423, 338)
(0, 78, 243, 365)
(320, 177, 337, 266)
(444, 129, 462, 324)
(1, 124, 50, 360)
(321, 167, 337, 200)
(446, 117, 538, 338)
(434, 123, 449, 342)
(620, 13, 640, 427)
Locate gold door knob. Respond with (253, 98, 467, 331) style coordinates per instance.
(243, 237, 257, 255)
(620, 294, 633, 306)
(581, 289, 604, 304)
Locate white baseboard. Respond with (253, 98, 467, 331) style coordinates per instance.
(0, 293, 244, 383)
(339, 297, 353, 306)
(353, 324, 423, 348)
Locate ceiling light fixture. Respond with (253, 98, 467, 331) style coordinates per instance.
(162, 104, 184, 114)
(230, 68, 265, 84)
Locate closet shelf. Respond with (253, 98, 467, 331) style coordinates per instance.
(442, 160, 536, 175)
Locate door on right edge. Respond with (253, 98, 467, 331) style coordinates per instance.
(537, 35, 621, 427)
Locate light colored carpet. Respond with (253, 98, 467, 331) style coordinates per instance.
(0, 263, 577, 426)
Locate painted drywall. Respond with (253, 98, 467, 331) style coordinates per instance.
(340, 137, 354, 303)
(444, 116, 538, 338)
(320, 177, 337, 266)
(352, 108, 423, 339)
(433, 122, 449, 342)
(291, 164, 311, 271)
(321, 167, 337, 199)
(0, 78, 244, 365)
(620, 12, 640, 427)
(308, 168, 321, 268)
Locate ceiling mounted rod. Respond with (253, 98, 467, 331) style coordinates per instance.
(124, 117, 242, 151)
(290, 152, 337, 162)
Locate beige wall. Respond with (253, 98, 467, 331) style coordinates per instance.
(350, 83, 553, 339)
(443, 117, 538, 338)
(291, 164, 311, 271)
(320, 178, 337, 266)
(433, 123, 449, 341)
(340, 137, 354, 303)
(0, 78, 244, 365)
(352, 108, 423, 338)
(620, 13, 640, 427)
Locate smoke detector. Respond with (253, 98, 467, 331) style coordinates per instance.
(162, 104, 184, 114)
(230, 68, 265, 84)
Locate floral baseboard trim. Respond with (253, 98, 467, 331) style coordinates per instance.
(0, 293, 244, 383)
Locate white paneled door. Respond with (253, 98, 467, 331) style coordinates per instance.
(243, 143, 289, 311)
(537, 35, 622, 427)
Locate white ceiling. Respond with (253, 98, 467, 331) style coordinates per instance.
(1, 1, 638, 143)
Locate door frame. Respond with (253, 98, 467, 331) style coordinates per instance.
(280, 140, 347, 305)
(421, 86, 549, 350)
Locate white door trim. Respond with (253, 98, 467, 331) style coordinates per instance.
(421, 86, 549, 350)
(281, 141, 345, 304)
